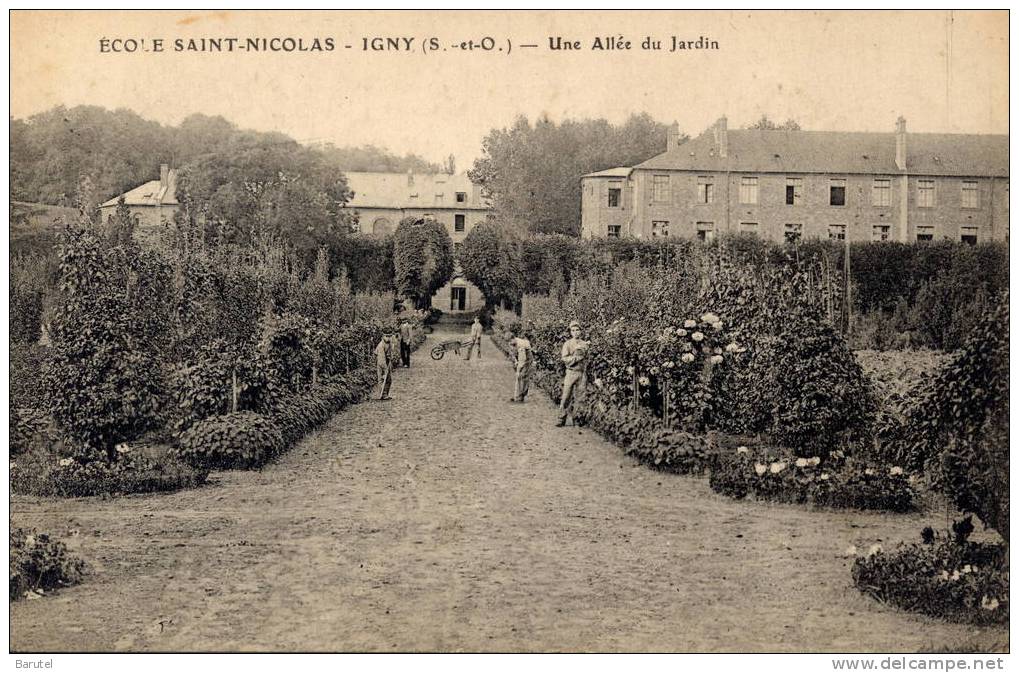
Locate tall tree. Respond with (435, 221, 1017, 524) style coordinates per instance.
(469, 113, 677, 236)
(459, 220, 525, 310)
(393, 217, 454, 309)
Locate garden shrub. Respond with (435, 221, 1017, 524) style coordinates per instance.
(175, 411, 284, 470)
(766, 307, 877, 458)
(852, 522, 1008, 626)
(709, 445, 915, 511)
(11, 407, 53, 457)
(10, 343, 50, 410)
(393, 217, 454, 309)
(10, 253, 47, 344)
(10, 448, 209, 497)
(10, 528, 87, 601)
(44, 227, 165, 460)
(880, 297, 1008, 539)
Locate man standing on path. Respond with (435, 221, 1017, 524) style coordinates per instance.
(465, 315, 483, 360)
(508, 324, 533, 403)
(556, 320, 589, 427)
(398, 319, 413, 368)
(374, 327, 396, 400)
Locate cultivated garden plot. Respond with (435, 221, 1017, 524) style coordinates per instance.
(9, 332, 1008, 652)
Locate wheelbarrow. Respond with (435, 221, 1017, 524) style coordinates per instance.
(430, 339, 465, 360)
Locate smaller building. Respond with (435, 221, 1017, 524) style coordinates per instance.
(99, 164, 178, 245)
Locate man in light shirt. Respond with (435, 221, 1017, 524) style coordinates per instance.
(465, 315, 483, 360)
(508, 324, 532, 403)
(374, 327, 396, 400)
(556, 320, 589, 427)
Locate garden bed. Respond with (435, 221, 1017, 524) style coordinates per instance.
(709, 444, 916, 511)
(852, 522, 1008, 626)
(10, 528, 87, 601)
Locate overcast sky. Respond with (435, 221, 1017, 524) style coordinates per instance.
(10, 10, 1009, 170)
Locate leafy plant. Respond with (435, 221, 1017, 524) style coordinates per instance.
(393, 216, 454, 308)
(174, 411, 284, 470)
(10, 528, 87, 601)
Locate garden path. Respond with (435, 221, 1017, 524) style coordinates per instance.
(9, 331, 1007, 652)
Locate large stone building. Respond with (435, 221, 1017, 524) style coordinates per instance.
(343, 171, 490, 313)
(581, 118, 1008, 244)
(99, 164, 178, 246)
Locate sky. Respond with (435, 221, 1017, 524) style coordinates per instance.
(10, 10, 1009, 170)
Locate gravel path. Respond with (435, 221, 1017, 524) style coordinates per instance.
(9, 331, 1007, 652)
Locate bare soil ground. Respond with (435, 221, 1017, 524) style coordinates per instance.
(9, 331, 1008, 652)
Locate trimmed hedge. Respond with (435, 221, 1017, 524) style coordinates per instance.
(10, 449, 208, 497)
(852, 523, 1008, 626)
(175, 411, 285, 470)
(709, 445, 915, 511)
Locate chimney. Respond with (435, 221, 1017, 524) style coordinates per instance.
(712, 116, 728, 158)
(895, 116, 907, 171)
(160, 163, 169, 189)
(407, 169, 414, 186)
(667, 122, 681, 152)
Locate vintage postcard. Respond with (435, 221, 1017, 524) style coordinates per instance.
(8, 9, 1009, 661)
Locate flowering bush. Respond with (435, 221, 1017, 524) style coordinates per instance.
(709, 444, 915, 511)
(10, 448, 208, 497)
(10, 528, 87, 601)
(175, 411, 285, 470)
(852, 522, 1008, 626)
(269, 370, 374, 446)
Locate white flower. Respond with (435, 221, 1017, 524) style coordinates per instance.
(864, 468, 876, 476)
(626, 366, 634, 375)
(950, 570, 961, 581)
(889, 466, 903, 476)
(754, 463, 767, 476)
(692, 331, 705, 342)
(867, 544, 882, 557)
(725, 342, 740, 353)
(962, 564, 973, 574)
(58, 458, 73, 467)
(709, 355, 724, 365)
(650, 367, 659, 375)
(795, 458, 809, 468)
(844, 545, 857, 557)
(664, 361, 674, 369)
(940, 570, 951, 581)
(700, 312, 720, 324)
(24, 535, 36, 547)
(681, 353, 695, 363)
(809, 457, 821, 466)
(684, 319, 697, 328)
(9, 461, 15, 471)
(638, 376, 650, 387)
(820, 473, 830, 481)
(712, 320, 724, 331)
(675, 328, 688, 337)
(770, 461, 787, 474)
(116, 443, 131, 454)
(736, 446, 750, 454)
(594, 378, 603, 388)
(981, 596, 1000, 611)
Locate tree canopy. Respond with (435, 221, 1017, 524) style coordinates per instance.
(468, 113, 677, 236)
(393, 217, 454, 308)
(459, 220, 525, 310)
(746, 115, 802, 131)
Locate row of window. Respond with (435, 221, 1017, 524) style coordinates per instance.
(617, 176, 985, 208)
(626, 221, 982, 244)
(415, 191, 469, 205)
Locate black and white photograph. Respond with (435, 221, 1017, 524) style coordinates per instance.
(7, 9, 1010, 661)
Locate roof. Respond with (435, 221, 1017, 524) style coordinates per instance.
(100, 169, 179, 208)
(582, 167, 633, 179)
(635, 129, 1008, 177)
(343, 172, 489, 210)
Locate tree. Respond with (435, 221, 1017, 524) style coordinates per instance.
(393, 217, 454, 308)
(460, 220, 525, 310)
(469, 113, 677, 236)
(747, 115, 801, 131)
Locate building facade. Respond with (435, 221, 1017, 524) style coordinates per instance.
(99, 164, 179, 246)
(581, 118, 1008, 245)
(343, 171, 491, 313)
